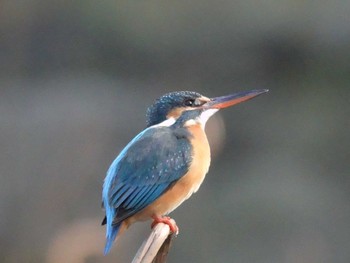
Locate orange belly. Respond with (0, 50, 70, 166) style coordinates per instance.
(125, 124, 210, 226)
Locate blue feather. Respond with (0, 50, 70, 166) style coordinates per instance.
(104, 222, 121, 255)
(122, 186, 141, 207)
(112, 186, 136, 207)
(102, 122, 193, 253)
(125, 186, 151, 209)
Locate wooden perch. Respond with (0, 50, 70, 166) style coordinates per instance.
(132, 219, 177, 263)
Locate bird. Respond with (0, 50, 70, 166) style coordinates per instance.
(101, 89, 268, 254)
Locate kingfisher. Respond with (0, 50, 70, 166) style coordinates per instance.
(102, 89, 268, 254)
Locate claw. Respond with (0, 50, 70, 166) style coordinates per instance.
(151, 215, 179, 234)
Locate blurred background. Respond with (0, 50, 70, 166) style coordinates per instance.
(1, 1, 349, 262)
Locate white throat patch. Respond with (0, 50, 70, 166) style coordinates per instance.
(199, 109, 219, 127)
(184, 109, 219, 128)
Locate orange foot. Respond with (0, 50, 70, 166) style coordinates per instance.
(151, 215, 179, 234)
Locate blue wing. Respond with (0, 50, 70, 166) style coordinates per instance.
(102, 126, 192, 226)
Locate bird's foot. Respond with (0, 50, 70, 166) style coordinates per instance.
(151, 215, 179, 235)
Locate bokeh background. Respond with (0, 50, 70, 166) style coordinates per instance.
(1, 1, 349, 263)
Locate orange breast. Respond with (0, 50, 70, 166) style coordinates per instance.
(126, 124, 211, 225)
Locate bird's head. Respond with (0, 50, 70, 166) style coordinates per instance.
(146, 91, 210, 127)
(146, 89, 269, 127)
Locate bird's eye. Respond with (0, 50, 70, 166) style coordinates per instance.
(184, 99, 195, 106)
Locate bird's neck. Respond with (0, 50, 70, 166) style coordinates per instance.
(187, 124, 210, 165)
(185, 123, 211, 192)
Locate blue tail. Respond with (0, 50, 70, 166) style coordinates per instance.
(104, 223, 121, 255)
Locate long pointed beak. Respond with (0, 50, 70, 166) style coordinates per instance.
(204, 89, 269, 109)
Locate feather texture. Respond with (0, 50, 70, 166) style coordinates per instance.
(102, 124, 192, 253)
